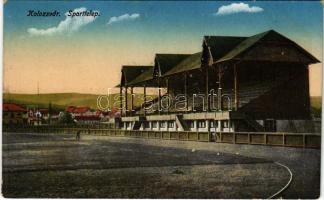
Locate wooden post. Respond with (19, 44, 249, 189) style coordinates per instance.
(158, 78, 161, 114)
(125, 86, 128, 116)
(184, 73, 188, 111)
(130, 87, 134, 115)
(119, 85, 123, 117)
(167, 78, 170, 113)
(234, 64, 238, 111)
(218, 65, 222, 111)
(144, 84, 147, 116)
(206, 67, 209, 112)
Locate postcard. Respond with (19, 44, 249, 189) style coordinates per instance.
(2, 0, 322, 198)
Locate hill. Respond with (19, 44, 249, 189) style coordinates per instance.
(3, 93, 153, 111)
(310, 96, 322, 118)
(3, 93, 322, 117)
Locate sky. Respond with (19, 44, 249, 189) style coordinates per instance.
(3, 1, 323, 96)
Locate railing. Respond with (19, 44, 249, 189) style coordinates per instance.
(3, 125, 320, 149)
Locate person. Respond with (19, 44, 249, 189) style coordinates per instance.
(76, 130, 81, 141)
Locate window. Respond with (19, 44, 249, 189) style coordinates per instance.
(152, 121, 157, 128)
(198, 121, 206, 128)
(168, 121, 174, 128)
(160, 122, 166, 128)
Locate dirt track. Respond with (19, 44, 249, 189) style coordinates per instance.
(2, 132, 320, 198)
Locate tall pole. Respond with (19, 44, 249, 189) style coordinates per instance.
(166, 78, 170, 114)
(158, 78, 161, 114)
(119, 85, 123, 117)
(218, 65, 222, 111)
(234, 64, 238, 111)
(144, 84, 147, 116)
(125, 86, 128, 116)
(206, 67, 209, 112)
(184, 73, 188, 111)
(130, 87, 134, 115)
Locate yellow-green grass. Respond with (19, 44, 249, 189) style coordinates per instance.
(3, 93, 154, 111)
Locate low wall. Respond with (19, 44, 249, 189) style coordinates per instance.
(3, 126, 320, 148)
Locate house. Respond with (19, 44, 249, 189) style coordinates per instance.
(66, 106, 92, 117)
(27, 108, 50, 125)
(3, 103, 27, 125)
(117, 30, 319, 133)
(66, 106, 108, 124)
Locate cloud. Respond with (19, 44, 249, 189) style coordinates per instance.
(27, 7, 99, 36)
(215, 3, 264, 16)
(107, 13, 140, 25)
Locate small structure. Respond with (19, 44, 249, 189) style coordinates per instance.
(3, 103, 27, 125)
(117, 30, 319, 133)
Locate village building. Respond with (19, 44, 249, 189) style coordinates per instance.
(3, 103, 28, 125)
(66, 106, 109, 124)
(117, 30, 319, 133)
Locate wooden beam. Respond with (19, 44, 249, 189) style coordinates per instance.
(130, 87, 134, 115)
(184, 73, 188, 111)
(158, 78, 161, 114)
(234, 64, 238, 111)
(166, 78, 170, 113)
(206, 67, 209, 112)
(144, 84, 147, 116)
(218, 65, 222, 111)
(125, 86, 128, 116)
(119, 85, 123, 117)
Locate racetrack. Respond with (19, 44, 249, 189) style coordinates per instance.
(2, 132, 320, 198)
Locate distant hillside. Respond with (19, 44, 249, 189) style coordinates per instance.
(3, 93, 154, 111)
(3, 93, 322, 117)
(310, 96, 322, 118)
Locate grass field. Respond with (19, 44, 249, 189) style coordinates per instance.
(2, 132, 320, 198)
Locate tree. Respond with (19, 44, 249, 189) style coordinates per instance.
(58, 111, 75, 125)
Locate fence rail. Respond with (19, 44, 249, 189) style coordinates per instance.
(3, 125, 321, 149)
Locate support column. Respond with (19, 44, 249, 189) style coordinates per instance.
(184, 73, 188, 111)
(144, 84, 147, 116)
(166, 78, 170, 113)
(158, 78, 161, 114)
(119, 85, 123, 117)
(124, 86, 128, 116)
(130, 87, 134, 115)
(218, 120, 222, 133)
(234, 64, 238, 111)
(206, 67, 209, 112)
(218, 66, 222, 111)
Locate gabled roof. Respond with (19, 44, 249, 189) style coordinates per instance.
(155, 54, 191, 76)
(163, 52, 202, 77)
(204, 36, 246, 62)
(126, 66, 154, 86)
(121, 65, 153, 86)
(66, 106, 91, 114)
(215, 30, 320, 64)
(3, 103, 26, 112)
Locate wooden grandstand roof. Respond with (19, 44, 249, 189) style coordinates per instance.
(154, 54, 191, 76)
(163, 52, 202, 77)
(120, 65, 153, 86)
(215, 30, 320, 64)
(118, 30, 320, 88)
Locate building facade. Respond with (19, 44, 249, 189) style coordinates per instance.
(3, 103, 27, 125)
(117, 30, 319, 133)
